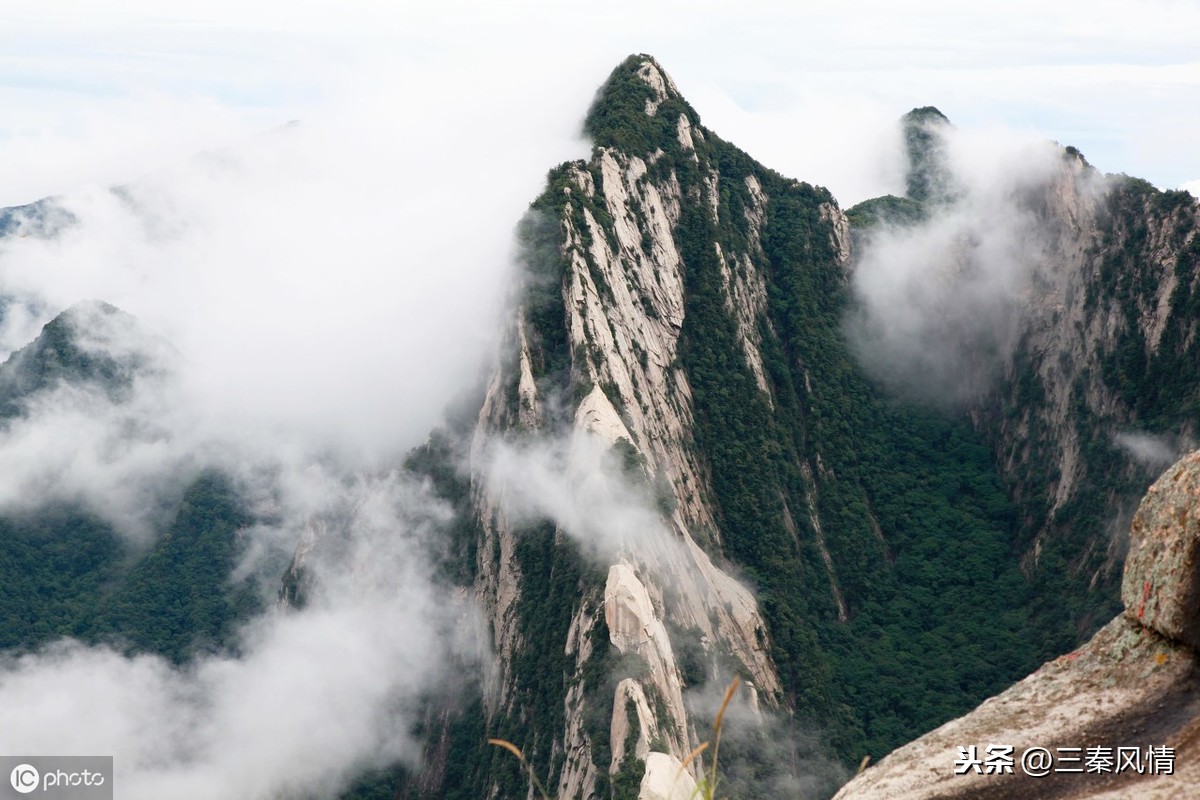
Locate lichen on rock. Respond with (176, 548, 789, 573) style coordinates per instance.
(1122, 451, 1200, 648)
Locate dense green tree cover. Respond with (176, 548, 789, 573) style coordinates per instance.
(844, 194, 926, 230)
(668, 123, 1036, 764)
(0, 307, 257, 663)
(0, 473, 258, 664)
(583, 54, 701, 159)
(335, 769, 405, 800)
(81, 472, 258, 662)
(0, 508, 123, 651)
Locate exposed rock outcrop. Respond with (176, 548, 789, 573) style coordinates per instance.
(408, 56, 1181, 800)
(459, 55, 792, 799)
(1122, 451, 1200, 649)
(639, 752, 697, 800)
(833, 450, 1200, 799)
(604, 563, 688, 756)
(971, 153, 1200, 621)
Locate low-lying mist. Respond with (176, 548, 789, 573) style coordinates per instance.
(846, 119, 1074, 405)
(0, 58, 591, 798)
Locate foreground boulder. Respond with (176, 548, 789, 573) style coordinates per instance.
(834, 451, 1200, 799)
(1122, 452, 1200, 650)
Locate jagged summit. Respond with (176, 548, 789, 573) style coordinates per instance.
(583, 54, 703, 156)
(902, 105, 951, 127)
(403, 51, 1200, 799)
(3, 49, 1200, 800)
(402, 47, 1069, 800)
(845, 106, 956, 227)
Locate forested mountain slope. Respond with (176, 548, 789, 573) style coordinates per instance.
(0, 303, 257, 663)
(2, 53, 1196, 800)
(398, 56, 1060, 799)
(849, 106, 1200, 654)
(400, 55, 1200, 799)
(835, 449, 1200, 800)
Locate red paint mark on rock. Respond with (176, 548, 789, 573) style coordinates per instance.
(1137, 580, 1152, 620)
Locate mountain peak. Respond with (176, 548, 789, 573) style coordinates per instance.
(0, 301, 170, 417)
(583, 54, 700, 155)
(901, 105, 958, 204)
(902, 105, 951, 127)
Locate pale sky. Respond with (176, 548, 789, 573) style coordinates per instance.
(1, 1, 1198, 207)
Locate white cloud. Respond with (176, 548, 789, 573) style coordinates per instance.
(0, 45, 586, 789)
(0, 22, 599, 796)
(0, 4, 1197, 795)
(0, 49, 594, 549)
(485, 431, 671, 562)
(0, 473, 483, 800)
(1114, 432, 1178, 468)
(847, 122, 1067, 403)
(0, 51, 592, 464)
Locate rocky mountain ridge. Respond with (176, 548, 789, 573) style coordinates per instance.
(1, 51, 1197, 800)
(405, 55, 1083, 799)
(415, 55, 1200, 799)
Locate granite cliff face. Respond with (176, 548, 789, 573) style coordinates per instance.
(400, 59, 1200, 800)
(834, 451, 1200, 800)
(3, 51, 1197, 800)
(454, 57, 799, 798)
(972, 150, 1200, 646)
(408, 57, 1041, 799)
